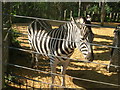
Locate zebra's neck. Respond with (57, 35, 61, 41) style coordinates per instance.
(59, 22, 78, 48)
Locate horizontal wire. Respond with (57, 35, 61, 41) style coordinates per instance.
(4, 13, 116, 28)
(8, 30, 120, 49)
(4, 29, 120, 87)
(4, 13, 67, 23)
(8, 46, 120, 68)
(6, 63, 120, 87)
(5, 72, 66, 88)
(5, 77, 33, 88)
(3, 11, 120, 89)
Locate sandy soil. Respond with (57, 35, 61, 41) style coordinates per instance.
(7, 22, 120, 89)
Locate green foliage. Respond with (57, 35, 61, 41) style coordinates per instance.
(7, 2, 120, 22)
(9, 29, 21, 47)
(5, 73, 24, 88)
(105, 4, 112, 14)
(5, 74, 16, 83)
(87, 5, 100, 14)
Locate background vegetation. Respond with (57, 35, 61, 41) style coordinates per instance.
(7, 2, 120, 24)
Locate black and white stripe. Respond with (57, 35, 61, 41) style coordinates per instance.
(28, 18, 94, 61)
(75, 16, 94, 42)
(28, 19, 52, 50)
(28, 19, 52, 67)
(28, 17, 94, 86)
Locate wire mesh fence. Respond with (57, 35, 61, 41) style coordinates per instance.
(4, 14, 120, 89)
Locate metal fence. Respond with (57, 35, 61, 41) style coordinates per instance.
(3, 14, 120, 89)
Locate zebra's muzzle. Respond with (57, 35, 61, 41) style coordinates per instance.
(85, 52, 94, 62)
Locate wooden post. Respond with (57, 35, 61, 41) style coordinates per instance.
(116, 13, 119, 22)
(70, 11, 73, 19)
(64, 9, 67, 20)
(0, 1, 3, 89)
(78, 0, 81, 17)
(100, 1, 106, 26)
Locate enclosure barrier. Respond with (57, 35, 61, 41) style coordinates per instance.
(3, 14, 120, 89)
(4, 13, 116, 28)
(6, 63, 120, 87)
(0, 2, 3, 90)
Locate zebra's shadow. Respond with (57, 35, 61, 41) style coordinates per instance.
(66, 69, 118, 89)
(8, 47, 118, 89)
(8, 49, 51, 78)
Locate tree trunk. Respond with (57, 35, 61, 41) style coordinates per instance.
(116, 13, 119, 22)
(101, 1, 106, 26)
(78, 1, 81, 17)
(70, 11, 73, 19)
(64, 9, 67, 20)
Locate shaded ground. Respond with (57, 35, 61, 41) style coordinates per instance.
(6, 22, 120, 89)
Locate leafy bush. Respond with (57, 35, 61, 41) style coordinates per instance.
(9, 29, 21, 47)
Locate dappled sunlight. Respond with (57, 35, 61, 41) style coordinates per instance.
(8, 22, 119, 89)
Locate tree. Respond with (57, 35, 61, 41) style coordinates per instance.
(78, 0, 81, 17)
(101, 1, 106, 26)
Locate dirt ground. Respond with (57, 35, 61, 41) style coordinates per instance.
(7, 22, 120, 89)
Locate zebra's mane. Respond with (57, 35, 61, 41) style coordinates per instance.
(45, 20, 75, 40)
(75, 17, 91, 23)
(46, 17, 89, 38)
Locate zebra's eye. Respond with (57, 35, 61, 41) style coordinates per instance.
(81, 37, 84, 40)
(114, 30, 118, 33)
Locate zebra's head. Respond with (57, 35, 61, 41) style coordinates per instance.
(70, 17, 94, 61)
(74, 16, 93, 41)
(112, 25, 120, 58)
(113, 25, 120, 46)
(107, 25, 120, 72)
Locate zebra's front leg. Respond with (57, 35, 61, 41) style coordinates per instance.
(31, 53, 39, 68)
(34, 53, 39, 68)
(31, 52, 35, 68)
(61, 60, 70, 87)
(50, 57, 59, 88)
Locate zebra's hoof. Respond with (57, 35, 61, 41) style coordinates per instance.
(31, 64, 38, 69)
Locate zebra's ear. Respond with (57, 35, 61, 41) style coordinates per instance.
(70, 17, 75, 21)
(116, 25, 120, 29)
(86, 15, 91, 21)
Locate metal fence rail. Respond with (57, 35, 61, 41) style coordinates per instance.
(4, 13, 117, 28)
(5, 72, 66, 88)
(4, 14, 120, 89)
(8, 46, 120, 68)
(5, 63, 119, 87)
(7, 30, 120, 49)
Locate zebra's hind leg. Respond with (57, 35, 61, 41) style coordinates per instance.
(50, 57, 60, 89)
(61, 60, 70, 87)
(31, 52, 35, 67)
(31, 53, 39, 68)
(34, 53, 39, 68)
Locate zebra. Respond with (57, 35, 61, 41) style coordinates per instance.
(74, 16, 93, 43)
(28, 19, 52, 67)
(27, 17, 94, 87)
(107, 25, 120, 72)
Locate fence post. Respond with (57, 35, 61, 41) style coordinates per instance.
(0, 1, 3, 89)
(118, 50, 120, 90)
